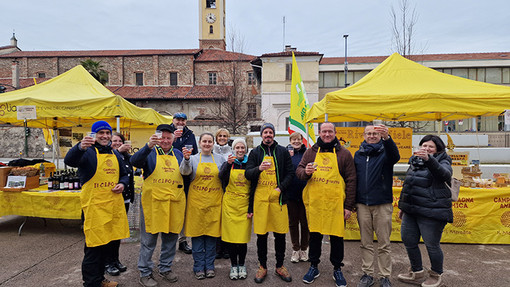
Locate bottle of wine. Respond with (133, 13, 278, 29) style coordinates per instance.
(47, 172, 53, 190)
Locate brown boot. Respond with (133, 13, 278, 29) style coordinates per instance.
(421, 270, 442, 287)
(100, 279, 118, 287)
(397, 268, 425, 285)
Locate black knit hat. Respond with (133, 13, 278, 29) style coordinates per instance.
(260, 123, 275, 135)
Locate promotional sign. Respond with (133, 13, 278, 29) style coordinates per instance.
(335, 127, 412, 163)
(16, 105, 37, 120)
(345, 187, 510, 244)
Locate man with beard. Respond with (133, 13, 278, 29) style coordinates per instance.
(296, 122, 357, 287)
(246, 123, 294, 283)
(65, 121, 129, 287)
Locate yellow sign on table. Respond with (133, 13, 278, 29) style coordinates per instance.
(0, 188, 81, 220)
(345, 187, 510, 244)
(335, 127, 413, 163)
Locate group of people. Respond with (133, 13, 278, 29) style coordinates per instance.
(65, 113, 454, 287)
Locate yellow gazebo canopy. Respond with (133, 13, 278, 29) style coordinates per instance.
(306, 53, 510, 123)
(0, 65, 171, 129)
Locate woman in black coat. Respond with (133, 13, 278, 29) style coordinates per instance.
(397, 135, 453, 287)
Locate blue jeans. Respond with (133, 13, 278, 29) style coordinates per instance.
(191, 235, 217, 273)
(400, 213, 447, 274)
(138, 208, 178, 277)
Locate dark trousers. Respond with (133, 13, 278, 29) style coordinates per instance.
(256, 232, 286, 269)
(83, 242, 115, 287)
(308, 232, 344, 270)
(227, 243, 247, 266)
(287, 200, 309, 251)
(104, 203, 130, 265)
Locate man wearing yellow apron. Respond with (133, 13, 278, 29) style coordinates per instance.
(296, 122, 357, 287)
(130, 124, 186, 287)
(246, 123, 295, 283)
(64, 121, 129, 287)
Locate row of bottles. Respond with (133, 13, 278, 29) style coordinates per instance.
(47, 169, 81, 190)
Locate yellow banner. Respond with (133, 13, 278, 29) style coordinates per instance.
(335, 127, 412, 163)
(345, 187, 510, 244)
(0, 190, 81, 219)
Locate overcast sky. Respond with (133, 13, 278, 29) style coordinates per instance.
(2, 0, 509, 58)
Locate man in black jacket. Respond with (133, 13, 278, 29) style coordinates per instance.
(354, 124, 400, 287)
(246, 123, 294, 283)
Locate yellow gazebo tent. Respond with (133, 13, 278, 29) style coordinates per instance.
(306, 53, 510, 123)
(0, 65, 171, 129)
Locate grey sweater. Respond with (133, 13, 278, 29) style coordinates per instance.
(179, 152, 226, 181)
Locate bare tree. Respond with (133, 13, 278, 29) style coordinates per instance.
(390, 0, 418, 58)
(209, 27, 258, 134)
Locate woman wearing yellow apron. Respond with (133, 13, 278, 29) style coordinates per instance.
(64, 121, 129, 287)
(130, 125, 186, 285)
(295, 122, 358, 287)
(180, 132, 226, 280)
(245, 123, 295, 283)
(219, 138, 252, 280)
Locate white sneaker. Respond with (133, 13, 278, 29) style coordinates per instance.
(238, 265, 247, 279)
(291, 250, 300, 263)
(229, 266, 239, 280)
(300, 249, 309, 261)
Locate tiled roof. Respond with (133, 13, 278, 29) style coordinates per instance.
(260, 51, 322, 57)
(0, 78, 49, 92)
(196, 49, 256, 62)
(110, 85, 233, 100)
(0, 45, 16, 50)
(0, 49, 202, 58)
(321, 52, 510, 65)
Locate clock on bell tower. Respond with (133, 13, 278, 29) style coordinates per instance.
(199, 0, 226, 50)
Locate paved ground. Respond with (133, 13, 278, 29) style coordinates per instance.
(1, 215, 510, 287)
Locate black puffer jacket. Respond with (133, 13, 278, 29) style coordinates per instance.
(398, 152, 453, 223)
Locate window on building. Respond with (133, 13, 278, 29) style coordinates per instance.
(135, 72, 144, 86)
(285, 63, 292, 81)
(37, 72, 45, 78)
(248, 72, 255, 85)
(170, 72, 178, 86)
(206, 0, 216, 8)
(209, 25, 214, 34)
(247, 103, 257, 119)
(209, 72, 217, 85)
(486, 68, 502, 84)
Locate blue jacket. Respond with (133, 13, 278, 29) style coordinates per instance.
(287, 144, 308, 202)
(170, 124, 198, 155)
(354, 136, 400, 206)
(64, 142, 129, 188)
(130, 144, 184, 180)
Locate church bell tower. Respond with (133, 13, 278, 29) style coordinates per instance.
(199, 0, 226, 50)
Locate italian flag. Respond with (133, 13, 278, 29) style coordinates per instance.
(288, 52, 316, 147)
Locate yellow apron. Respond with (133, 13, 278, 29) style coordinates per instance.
(253, 155, 289, 234)
(81, 148, 129, 247)
(185, 154, 223, 237)
(302, 148, 346, 237)
(141, 148, 186, 234)
(221, 165, 252, 243)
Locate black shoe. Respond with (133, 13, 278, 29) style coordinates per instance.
(115, 261, 127, 272)
(105, 264, 120, 276)
(179, 241, 192, 254)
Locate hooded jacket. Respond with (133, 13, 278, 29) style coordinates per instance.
(398, 152, 453, 223)
(354, 137, 400, 206)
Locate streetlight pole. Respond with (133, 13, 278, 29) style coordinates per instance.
(343, 34, 349, 88)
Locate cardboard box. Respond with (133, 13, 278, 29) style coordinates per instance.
(0, 166, 14, 188)
(0, 174, 39, 191)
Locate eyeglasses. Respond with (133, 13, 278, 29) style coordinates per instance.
(364, 132, 380, 136)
